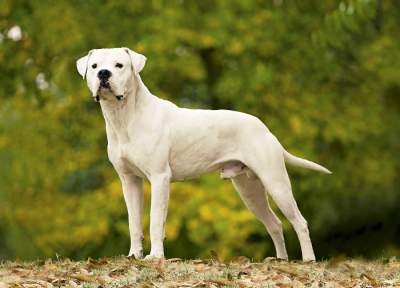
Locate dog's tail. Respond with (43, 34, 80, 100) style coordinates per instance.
(283, 150, 332, 174)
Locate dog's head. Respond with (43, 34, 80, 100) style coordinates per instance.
(76, 48, 146, 102)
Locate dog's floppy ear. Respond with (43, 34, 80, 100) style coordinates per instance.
(76, 50, 93, 79)
(124, 48, 147, 74)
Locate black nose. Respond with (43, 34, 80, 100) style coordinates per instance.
(97, 69, 112, 80)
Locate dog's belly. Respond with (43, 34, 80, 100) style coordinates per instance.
(169, 158, 235, 181)
(169, 154, 234, 181)
(169, 133, 227, 180)
(168, 109, 258, 181)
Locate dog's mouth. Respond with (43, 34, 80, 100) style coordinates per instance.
(100, 81, 111, 89)
(93, 82, 124, 102)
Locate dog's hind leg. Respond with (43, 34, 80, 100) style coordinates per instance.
(255, 156, 316, 261)
(231, 173, 288, 260)
(241, 133, 316, 261)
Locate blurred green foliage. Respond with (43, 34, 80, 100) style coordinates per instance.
(0, 0, 399, 261)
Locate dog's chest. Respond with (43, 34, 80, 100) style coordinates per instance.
(107, 143, 147, 178)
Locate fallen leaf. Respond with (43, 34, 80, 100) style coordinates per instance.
(360, 272, 379, 286)
(209, 250, 220, 263)
(167, 258, 182, 263)
(230, 256, 250, 266)
(108, 266, 127, 277)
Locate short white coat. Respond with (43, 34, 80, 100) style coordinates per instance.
(77, 48, 330, 261)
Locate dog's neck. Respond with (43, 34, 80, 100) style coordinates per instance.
(100, 75, 149, 143)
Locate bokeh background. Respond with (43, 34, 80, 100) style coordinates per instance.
(0, 0, 399, 261)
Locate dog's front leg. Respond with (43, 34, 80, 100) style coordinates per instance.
(145, 172, 171, 260)
(120, 173, 144, 259)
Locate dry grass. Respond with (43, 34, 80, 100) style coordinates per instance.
(1, 256, 399, 287)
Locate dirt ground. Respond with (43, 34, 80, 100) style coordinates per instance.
(0, 256, 399, 287)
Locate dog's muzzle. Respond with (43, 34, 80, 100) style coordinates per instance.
(92, 94, 124, 102)
(100, 81, 111, 89)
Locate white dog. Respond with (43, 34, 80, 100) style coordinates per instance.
(76, 48, 331, 261)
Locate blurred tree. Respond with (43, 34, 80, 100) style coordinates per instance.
(0, 0, 399, 260)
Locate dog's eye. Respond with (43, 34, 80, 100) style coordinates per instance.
(115, 63, 123, 68)
(92, 63, 97, 69)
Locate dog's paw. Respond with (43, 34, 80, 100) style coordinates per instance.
(144, 253, 164, 261)
(128, 249, 143, 259)
(302, 258, 316, 263)
(302, 255, 316, 263)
